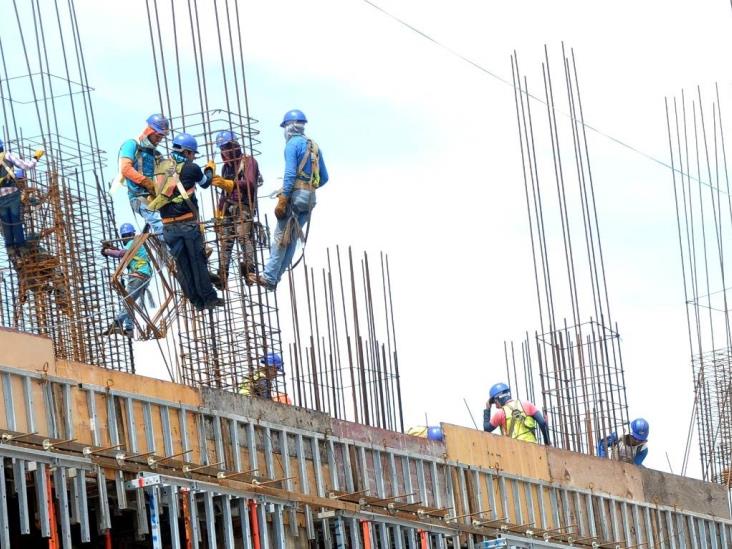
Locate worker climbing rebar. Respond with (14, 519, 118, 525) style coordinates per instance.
(118, 114, 170, 236)
(597, 418, 649, 466)
(0, 139, 44, 264)
(249, 109, 329, 290)
(210, 130, 263, 289)
(151, 133, 224, 310)
(101, 223, 152, 338)
(483, 383, 551, 445)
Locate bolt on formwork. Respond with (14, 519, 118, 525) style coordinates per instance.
(509, 45, 630, 454)
(0, 1, 131, 371)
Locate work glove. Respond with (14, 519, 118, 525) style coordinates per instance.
(33, 149, 44, 161)
(204, 160, 217, 176)
(211, 175, 234, 194)
(274, 194, 288, 220)
(139, 177, 156, 194)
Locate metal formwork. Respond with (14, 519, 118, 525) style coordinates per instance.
(0, 362, 728, 548)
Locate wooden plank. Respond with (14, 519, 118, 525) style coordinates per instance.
(442, 423, 551, 481)
(0, 329, 54, 370)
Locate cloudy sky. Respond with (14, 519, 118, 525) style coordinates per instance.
(23, 0, 732, 476)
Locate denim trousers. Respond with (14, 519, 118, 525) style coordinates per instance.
(163, 221, 217, 307)
(0, 191, 25, 249)
(115, 275, 150, 330)
(262, 189, 315, 286)
(130, 196, 164, 236)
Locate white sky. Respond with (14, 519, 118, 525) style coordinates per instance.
(62, 0, 732, 477)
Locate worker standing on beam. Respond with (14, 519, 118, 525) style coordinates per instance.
(118, 114, 170, 236)
(597, 418, 649, 466)
(0, 140, 43, 262)
(483, 383, 551, 445)
(101, 223, 152, 338)
(249, 109, 329, 290)
(156, 133, 224, 310)
(211, 130, 262, 289)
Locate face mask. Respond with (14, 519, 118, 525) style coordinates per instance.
(283, 121, 306, 141)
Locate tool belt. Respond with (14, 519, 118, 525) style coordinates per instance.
(294, 180, 316, 191)
(161, 212, 195, 224)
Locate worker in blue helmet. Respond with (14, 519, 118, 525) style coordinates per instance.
(209, 130, 263, 289)
(597, 418, 649, 466)
(155, 133, 224, 310)
(118, 114, 170, 236)
(483, 383, 551, 445)
(101, 223, 152, 338)
(249, 109, 329, 290)
(0, 139, 44, 260)
(239, 352, 285, 399)
(407, 426, 445, 442)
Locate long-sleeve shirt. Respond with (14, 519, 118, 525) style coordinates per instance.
(597, 432, 648, 466)
(119, 139, 161, 199)
(282, 135, 329, 198)
(0, 153, 38, 196)
(104, 239, 152, 277)
(159, 152, 212, 220)
(220, 154, 261, 208)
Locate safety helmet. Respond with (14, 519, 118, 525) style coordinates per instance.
(119, 223, 136, 237)
(260, 353, 284, 371)
(427, 426, 444, 442)
(215, 130, 236, 149)
(172, 133, 198, 154)
(146, 113, 170, 135)
(14, 168, 25, 179)
(630, 418, 649, 442)
(489, 383, 511, 404)
(279, 109, 307, 128)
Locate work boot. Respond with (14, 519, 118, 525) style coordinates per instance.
(209, 271, 224, 291)
(102, 321, 126, 336)
(204, 297, 225, 309)
(123, 327, 134, 338)
(239, 261, 256, 286)
(248, 273, 275, 291)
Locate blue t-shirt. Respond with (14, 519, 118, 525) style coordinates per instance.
(282, 135, 329, 197)
(119, 139, 160, 199)
(125, 239, 152, 277)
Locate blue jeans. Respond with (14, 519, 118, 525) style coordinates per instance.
(130, 196, 163, 236)
(163, 221, 218, 308)
(262, 189, 315, 286)
(115, 275, 150, 330)
(0, 191, 25, 249)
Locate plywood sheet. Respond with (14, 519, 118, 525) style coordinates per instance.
(640, 468, 731, 519)
(441, 423, 551, 481)
(0, 328, 54, 370)
(547, 446, 644, 501)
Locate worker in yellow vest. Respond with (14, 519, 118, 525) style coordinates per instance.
(483, 383, 551, 445)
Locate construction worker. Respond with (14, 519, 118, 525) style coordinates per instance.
(101, 223, 152, 338)
(157, 133, 224, 310)
(239, 353, 284, 399)
(483, 383, 551, 445)
(0, 140, 43, 260)
(249, 109, 329, 290)
(118, 114, 169, 235)
(211, 130, 262, 289)
(407, 426, 444, 442)
(597, 418, 649, 466)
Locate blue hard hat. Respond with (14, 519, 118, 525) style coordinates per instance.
(215, 130, 237, 149)
(630, 418, 649, 442)
(279, 109, 307, 128)
(260, 353, 284, 371)
(14, 168, 25, 179)
(146, 113, 170, 135)
(427, 426, 444, 442)
(489, 383, 511, 402)
(172, 133, 198, 153)
(119, 223, 136, 237)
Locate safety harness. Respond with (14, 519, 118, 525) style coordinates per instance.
(0, 152, 16, 187)
(147, 157, 198, 218)
(293, 139, 320, 190)
(502, 400, 538, 443)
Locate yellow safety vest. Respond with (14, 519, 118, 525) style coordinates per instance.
(0, 152, 16, 187)
(502, 400, 537, 443)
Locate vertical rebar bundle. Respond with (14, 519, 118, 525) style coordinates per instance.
(0, 0, 131, 371)
(510, 45, 629, 455)
(665, 85, 732, 486)
(286, 247, 404, 432)
(142, 0, 285, 396)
